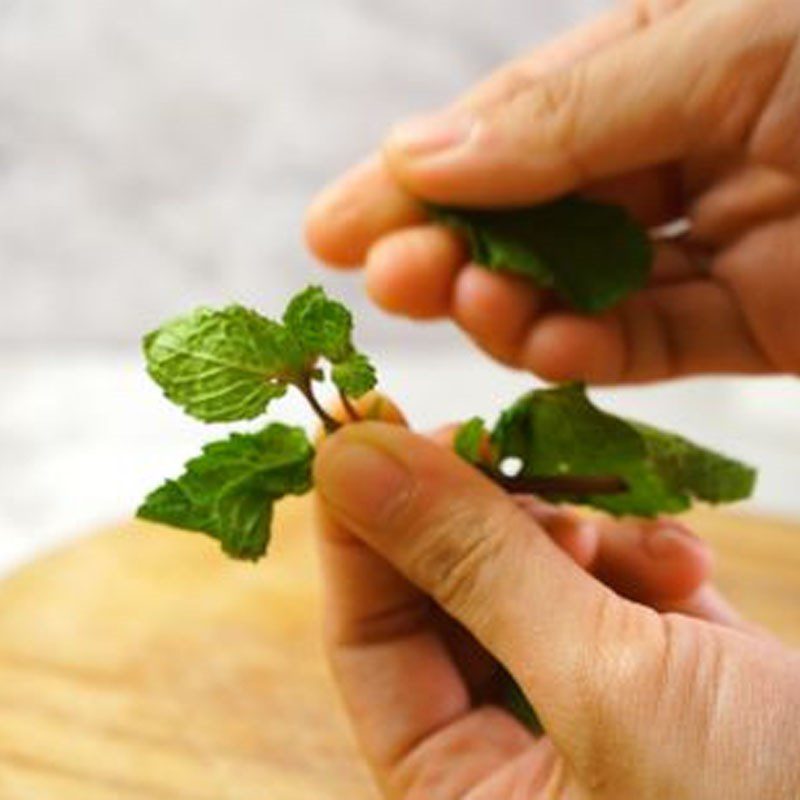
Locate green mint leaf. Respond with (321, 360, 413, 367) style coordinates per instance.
(331, 352, 377, 398)
(454, 417, 488, 465)
(634, 422, 758, 506)
(283, 285, 354, 363)
(491, 383, 755, 516)
(144, 305, 306, 423)
(137, 423, 313, 561)
(430, 196, 653, 313)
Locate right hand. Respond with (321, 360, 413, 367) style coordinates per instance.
(306, 0, 800, 384)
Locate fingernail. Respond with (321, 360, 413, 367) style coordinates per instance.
(644, 525, 691, 559)
(316, 433, 412, 527)
(390, 111, 476, 158)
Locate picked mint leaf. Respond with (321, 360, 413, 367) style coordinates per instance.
(490, 383, 755, 516)
(454, 417, 488, 465)
(144, 305, 305, 423)
(331, 352, 377, 399)
(283, 285, 354, 364)
(430, 196, 653, 313)
(137, 424, 313, 560)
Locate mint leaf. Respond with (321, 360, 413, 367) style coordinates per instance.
(331, 352, 377, 398)
(144, 305, 306, 423)
(454, 417, 487, 465)
(283, 286, 378, 399)
(283, 285, 354, 363)
(137, 423, 313, 560)
(634, 422, 758, 507)
(490, 383, 755, 516)
(430, 196, 653, 313)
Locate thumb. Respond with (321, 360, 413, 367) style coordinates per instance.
(383, 2, 793, 205)
(314, 422, 662, 738)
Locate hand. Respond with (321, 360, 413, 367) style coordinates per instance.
(306, 0, 800, 383)
(314, 423, 800, 799)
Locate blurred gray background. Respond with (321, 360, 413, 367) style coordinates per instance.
(1, 0, 798, 571)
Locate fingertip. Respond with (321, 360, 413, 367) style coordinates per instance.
(305, 159, 426, 268)
(520, 314, 626, 383)
(304, 183, 364, 269)
(314, 392, 407, 446)
(643, 521, 714, 585)
(365, 225, 466, 319)
(594, 518, 714, 605)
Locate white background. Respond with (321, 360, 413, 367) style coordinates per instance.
(1, 0, 798, 575)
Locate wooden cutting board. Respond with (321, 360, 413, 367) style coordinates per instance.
(0, 499, 798, 800)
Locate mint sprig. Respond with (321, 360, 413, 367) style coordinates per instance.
(138, 288, 756, 738)
(138, 288, 755, 563)
(429, 196, 653, 313)
(456, 383, 756, 517)
(138, 286, 376, 558)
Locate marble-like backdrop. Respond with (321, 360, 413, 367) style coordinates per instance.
(0, 0, 608, 347)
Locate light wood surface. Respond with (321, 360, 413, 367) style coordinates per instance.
(0, 500, 797, 799)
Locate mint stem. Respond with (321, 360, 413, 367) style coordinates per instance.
(338, 390, 362, 423)
(298, 376, 341, 434)
(480, 468, 627, 497)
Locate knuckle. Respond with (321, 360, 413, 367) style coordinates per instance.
(407, 500, 513, 616)
(502, 64, 589, 181)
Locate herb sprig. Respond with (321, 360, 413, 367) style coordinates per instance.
(138, 286, 755, 561)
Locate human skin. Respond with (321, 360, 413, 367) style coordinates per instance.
(307, 0, 800, 796)
(315, 422, 800, 799)
(305, 0, 800, 384)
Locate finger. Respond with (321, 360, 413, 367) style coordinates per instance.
(318, 398, 540, 794)
(583, 165, 685, 229)
(589, 516, 713, 605)
(384, 3, 791, 205)
(318, 505, 537, 796)
(428, 430, 602, 568)
(365, 224, 466, 319)
(492, 493, 712, 605)
(429, 425, 743, 634)
(715, 210, 800, 372)
(426, 428, 713, 608)
(305, 157, 425, 268)
(452, 266, 548, 366)
(365, 236, 708, 368)
(306, 3, 668, 268)
(511, 496, 598, 570)
(691, 166, 800, 245)
(315, 423, 657, 739)
(750, 36, 800, 176)
(517, 279, 771, 384)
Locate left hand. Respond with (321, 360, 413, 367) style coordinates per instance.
(312, 422, 796, 799)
